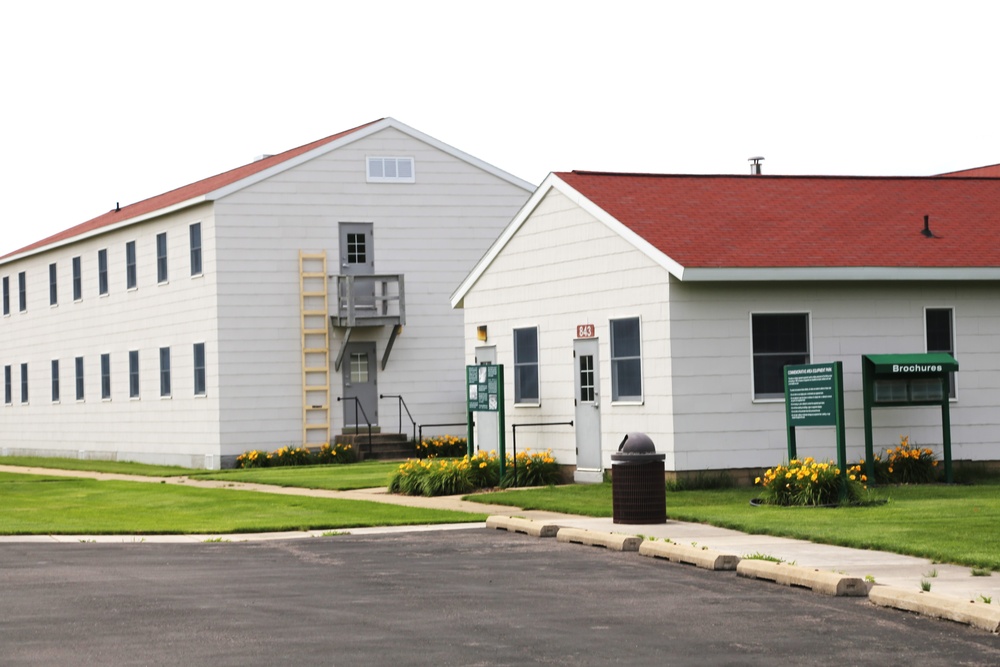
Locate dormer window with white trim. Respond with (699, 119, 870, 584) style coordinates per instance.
(367, 156, 415, 183)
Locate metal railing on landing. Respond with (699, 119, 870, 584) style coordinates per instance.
(380, 394, 416, 444)
(510, 420, 573, 487)
(336, 397, 373, 458)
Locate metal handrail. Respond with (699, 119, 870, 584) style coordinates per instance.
(380, 393, 416, 443)
(336, 397, 373, 458)
(510, 421, 573, 487)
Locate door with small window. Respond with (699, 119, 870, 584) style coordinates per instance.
(339, 222, 375, 311)
(574, 338, 602, 473)
(342, 342, 378, 428)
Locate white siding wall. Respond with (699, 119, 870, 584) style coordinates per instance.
(0, 203, 222, 467)
(669, 281, 1000, 470)
(213, 127, 531, 458)
(461, 189, 676, 470)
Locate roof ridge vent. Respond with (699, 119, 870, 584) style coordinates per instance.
(748, 156, 765, 175)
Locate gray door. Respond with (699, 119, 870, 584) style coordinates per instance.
(342, 342, 378, 428)
(574, 338, 602, 473)
(475, 346, 497, 453)
(339, 222, 375, 311)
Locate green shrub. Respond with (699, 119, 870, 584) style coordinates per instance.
(755, 457, 867, 506)
(315, 443, 356, 465)
(388, 449, 561, 497)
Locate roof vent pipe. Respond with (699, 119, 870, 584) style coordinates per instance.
(922, 215, 934, 238)
(748, 156, 764, 175)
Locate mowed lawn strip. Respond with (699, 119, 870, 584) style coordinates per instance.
(194, 461, 400, 490)
(469, 482, 1000, 571)
(0, 456, 193, 477)
(0, 472, 485, 535)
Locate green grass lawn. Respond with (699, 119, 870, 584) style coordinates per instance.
(195, 461, 400, 490)
(469, 481, 1000, 570)
(0, 456, 193, 477)
(0, 471, 484, 535)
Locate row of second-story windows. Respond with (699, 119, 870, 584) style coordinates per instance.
(1, 223, 203, 315)
(3, 343, 207, 405)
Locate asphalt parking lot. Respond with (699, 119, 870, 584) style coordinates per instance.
(2, 528, 998, 666)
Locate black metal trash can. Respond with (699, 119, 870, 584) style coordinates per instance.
(611, 432, 666, 524)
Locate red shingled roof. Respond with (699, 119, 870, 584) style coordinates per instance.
(2, 119, 383, 261)
(554, 171, 1000, 269)
(938, 163, 1000, 178)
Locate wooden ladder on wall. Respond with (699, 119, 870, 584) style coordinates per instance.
(299, 251, 331, 447)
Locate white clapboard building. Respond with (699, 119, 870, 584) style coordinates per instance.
(452, 168, 1000, 481)
(0, 118, 533, 468)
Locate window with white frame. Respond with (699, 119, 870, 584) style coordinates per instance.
(2, 276, 8, 315)
(610, 317, 643, 401)
(126, 241, 137, 289)
(159, 347, 171, 397)
(100, 353, 111, 400)
(366, 156, 415, 183)
(20, 362, 28, 404)
(75, 357, 84, 401)
(51, 359, 60, 402)
(18, 271, 26, 312)
(98, 249, 109, 296)
(751, 313, 810, 399)
(4, 365, 11, 405)
(72, 257, 82, 301)
(156, 232, 168, 283)
(189, 223, 202, 276)
(129, 350, 140, 398)
(193, 343, 206, 396)
(926, 307, 956, 398)
(49, 263, 58, 306)
(513, 327, 539, 404)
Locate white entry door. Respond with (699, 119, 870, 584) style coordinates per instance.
(574, 338, 603, 482)
(474, 346, 497, 453)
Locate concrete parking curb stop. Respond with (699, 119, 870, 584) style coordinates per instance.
(485, 515, 559, 537)
(555, 527, 642, 552)
(638, 540, 740, 571)
(869, 585, 1000, 633)
(737, 559, 868, 597)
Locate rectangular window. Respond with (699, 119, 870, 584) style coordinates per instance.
(20, 362, 28, 404)
(49, 263, 58, 305)
(926, 307, 956, 398)
(72, 256, 82, 301)
(75, 357, 85, 401)
(51, 359, 60, 402)
(159, 347, 171, 397)
(2, 276, 8, 315)
(513, 327, 539, 404)
(610, 317, 643, 401)
(98, 249, 109, 296)
(366, 156, 415, 183)
(189, 223, 203, 276)
(129, 350, 140, 398)
(193, 343, 206, 396)
(100, 353, 111, 400)
(126, 241, 137, 289)
(18, 271, 26, 312)
(4, 365, 11, 405)
(156, 232, 168, 283)
(751, 313, 810, 399)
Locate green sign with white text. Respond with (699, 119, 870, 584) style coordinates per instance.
(785, 363, 838, 427)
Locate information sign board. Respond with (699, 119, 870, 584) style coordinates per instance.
(467, 364, 501, 412)
(785, 364, 837, 427)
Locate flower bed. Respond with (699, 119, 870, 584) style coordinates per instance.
(755, 457, 867, 506)
(388, 449, 560, 497)
(862, 435, 940, 484)
(415, 435, 468, 458)
(235, 443, 356, 468)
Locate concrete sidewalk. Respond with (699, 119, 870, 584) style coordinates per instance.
(2, 465, 999, 632)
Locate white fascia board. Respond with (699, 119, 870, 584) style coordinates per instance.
(449, 174, 688, 309)
(208, 117, 535, 202)
(679, 266, 1000, 281)
(0, 196, 208, 265)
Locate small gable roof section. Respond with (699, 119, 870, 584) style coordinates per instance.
(3, 118, 534, 263)
(452, 170, 1000, 306)
(556, 171, 1000, 281)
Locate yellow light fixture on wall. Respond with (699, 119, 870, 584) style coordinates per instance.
(477, 325, 488, 342)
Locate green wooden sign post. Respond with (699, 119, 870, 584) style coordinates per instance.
(466, 364, 506, 479)
(784, 361, 847, 500)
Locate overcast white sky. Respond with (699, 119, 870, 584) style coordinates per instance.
(1, 0, 997, 255)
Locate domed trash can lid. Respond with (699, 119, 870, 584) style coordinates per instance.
(611, 432, 665, 463)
